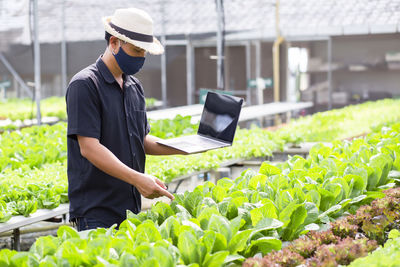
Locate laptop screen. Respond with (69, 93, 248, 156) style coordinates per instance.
(197, 92, 243, 143)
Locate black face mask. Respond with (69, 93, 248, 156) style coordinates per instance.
(112, 42, 145, 75)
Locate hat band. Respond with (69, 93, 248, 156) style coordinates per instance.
(109, 22, 153, 43)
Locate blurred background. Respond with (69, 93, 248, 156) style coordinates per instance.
(1, 1, 400, 254)
(0, 0, 399, 112)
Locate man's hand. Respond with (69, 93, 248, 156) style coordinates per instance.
(77, 135, 174, 201)
(144, 135, 188, 155)
(134, 173, 174, 200)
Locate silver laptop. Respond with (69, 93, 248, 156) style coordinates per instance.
(156, 92, 243, 154)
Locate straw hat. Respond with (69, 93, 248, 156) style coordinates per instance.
(103, 8, 164, 55)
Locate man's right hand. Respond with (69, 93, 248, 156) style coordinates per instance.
(134, 173, 174, 200)
(77, 135, 174, 201)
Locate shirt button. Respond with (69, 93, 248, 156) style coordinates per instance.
(129, 133, 133, 137)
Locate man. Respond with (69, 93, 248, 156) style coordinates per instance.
(66, 8, 184, 231)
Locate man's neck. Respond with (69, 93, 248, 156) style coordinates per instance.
(102, 49, 124, 88)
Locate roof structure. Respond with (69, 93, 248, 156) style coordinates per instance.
(0, 0, 399, 50)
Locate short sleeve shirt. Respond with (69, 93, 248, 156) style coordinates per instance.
(66, 56, 150, 227)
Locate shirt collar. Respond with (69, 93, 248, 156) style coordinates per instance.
(96, 56, 115, 84)
(96, 56, 137, 86)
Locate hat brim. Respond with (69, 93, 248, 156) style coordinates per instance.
(102, 16, 164, 55)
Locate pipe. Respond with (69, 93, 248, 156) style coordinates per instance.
(273, 36, 284, 103)
(245, 42, 251, 105)
(272, 0, 284, 126)
(186, 36, 194, 105)
(273, 0, 283, 103)
(255, 41, 262, 105)
(161, 36, 167, 107)
(0, 53, 33, 98)
(160, 1, 167, 108)
(61, 0, 67, 95)
(0, 223, 72, 238)
(216, 0, 225, 90)
(327, 37, 332, 110)
(33, 0, 42, 125)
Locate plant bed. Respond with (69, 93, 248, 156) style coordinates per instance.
(276, 98, 400, 142)
(243, 187, 400, 267)
(347, 229, 400, 267)
(0, 97, 160, 124)
(1, 124, 399, 265)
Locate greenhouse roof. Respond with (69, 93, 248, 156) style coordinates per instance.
(0, 0, 399, 50)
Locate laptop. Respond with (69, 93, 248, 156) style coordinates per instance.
(156, 92, 243, 154)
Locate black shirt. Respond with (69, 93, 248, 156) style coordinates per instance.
(66, 56, 150, 227)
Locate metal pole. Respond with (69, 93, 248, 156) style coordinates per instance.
(272, 0, 284, 125)
(255, 41, 262, 105)
(161, 36, 167, 107)
(0, 53, 33, 98)
(186, 36, 194, 105)
(285, 41, 295, 103)
(327, 37, 332, 110)
(273, 0, 283, 103)
(245, 42, 251, 105)
(216, 0, 224, 90)
(61, 0, 67, 95)
(160, 1, 167, 107)
(275, 0, 280, 38)
(14, 76, 20, 98)
(12, 229, 20, 251)
(33, 0, 42, 125)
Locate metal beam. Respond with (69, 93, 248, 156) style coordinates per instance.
(285, 41, 294, 103)
(186, 36, 195, 105)
(327, 37, 332, 110)
(255, 41, 262, 105)
(61, 0, 67, 95)
(33, 0, 42, 124)
(12, 229, 20, 251)
(273, 0, 284, 103)
(273, 37, 284, 103)
(161, 36, 167, 108)
(188, 35, 329, 48)
(161, 28, 331, 49)
(194, 35, 275, 47)
(164, 39, 188, 46)
(0, 53, 33, 98)
(160, 1, 167, 107)
(285, 36, 329, 42)
(216, 0, 225, 90)
(245, 42, 251, 105)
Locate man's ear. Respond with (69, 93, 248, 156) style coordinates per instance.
(109, 36, 120, 53)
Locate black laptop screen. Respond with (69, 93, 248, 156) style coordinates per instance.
(197, 92, 243, 143)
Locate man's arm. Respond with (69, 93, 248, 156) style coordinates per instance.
(144, 134, 187, 155)
(77, 135, 174, 200)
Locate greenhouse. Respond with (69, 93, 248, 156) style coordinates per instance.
(1, 0, 400, 266)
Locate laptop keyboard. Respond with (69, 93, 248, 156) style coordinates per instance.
(160, 134, 229, 153)
(191, 135, 226, 146)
